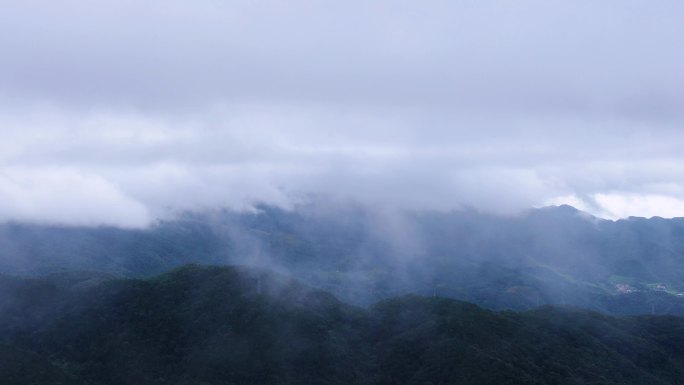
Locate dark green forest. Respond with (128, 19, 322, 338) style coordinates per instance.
(3, 265, 684, 385)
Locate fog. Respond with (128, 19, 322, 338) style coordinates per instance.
(1, 0, 684, 226)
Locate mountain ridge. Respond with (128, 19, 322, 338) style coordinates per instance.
(4, 264, 684, 384)
(2, 204, 684, 314)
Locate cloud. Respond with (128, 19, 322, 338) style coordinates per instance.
(1, 1, 684, 224)
(2, 0, 683, 115)
(0, 167, 150, 227)
(594, 194, 684, 220)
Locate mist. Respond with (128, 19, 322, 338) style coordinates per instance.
(1, 0, 684, 226)
(0, 201, 681, 315)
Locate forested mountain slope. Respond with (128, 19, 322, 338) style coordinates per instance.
(3, 265, 684, 384)
(2, 204, 684, 313)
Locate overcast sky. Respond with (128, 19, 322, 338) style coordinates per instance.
(1, 0, 684, 227)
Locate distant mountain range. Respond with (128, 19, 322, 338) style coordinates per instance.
(4, 265, 684, 385)
(2, 204, 684, 314)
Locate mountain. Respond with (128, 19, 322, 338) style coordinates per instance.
(3, 265, 684, 384)
(2, 204, 684, 314)
(0, 343, 78, 385)
(0, 265, 371, 385)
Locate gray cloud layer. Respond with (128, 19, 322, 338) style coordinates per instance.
(1, 0, 684, 226)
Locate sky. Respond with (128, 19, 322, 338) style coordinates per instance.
(1, 0, 684, 227)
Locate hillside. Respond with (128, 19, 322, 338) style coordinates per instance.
(2, 205, 684, 314)
(3, 265, 684, 384)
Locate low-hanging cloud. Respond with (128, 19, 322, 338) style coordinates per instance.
(1, 0, 684, 226)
